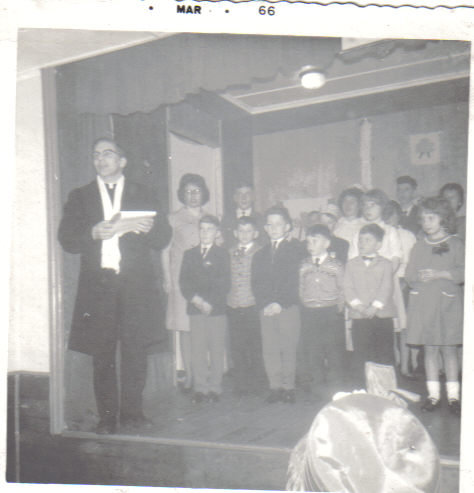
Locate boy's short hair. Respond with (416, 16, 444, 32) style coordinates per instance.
(234, 180, 254, 191)
(264, 205, 293, 228)
(199, 214, 220, 228)
(320, 203, 341, 220)
(382, 200, 402, 222)
(396, 175, 417, 189)
(359, 223, 385, 242)
(306, 224, 332, 240)
(236, 215, 258, 229)
(439, 182, 464, 209)
(362, 189, 389, 209)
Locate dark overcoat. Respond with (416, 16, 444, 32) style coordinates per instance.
(58, 179, 172, 356)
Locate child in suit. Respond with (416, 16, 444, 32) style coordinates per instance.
(252, 206, 305, 404)
(227, 216, 265, 396)
(344, 223, 396, 385)
(298, 224, 346, 397)
(179, 215, 231, 403)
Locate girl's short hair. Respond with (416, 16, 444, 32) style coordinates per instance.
(177, 173, 210, 205)
(362, 189, 389, 209)
(439, 182, 464, 210)
(419, 196, 457, 234)
(337, 187, 363, 216)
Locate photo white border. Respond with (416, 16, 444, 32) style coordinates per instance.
(2, 1, 474, 492)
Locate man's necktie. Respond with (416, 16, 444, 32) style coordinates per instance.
(106, 183, 116, 202)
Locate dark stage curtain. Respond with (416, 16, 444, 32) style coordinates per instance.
(56, 33, 341, 116)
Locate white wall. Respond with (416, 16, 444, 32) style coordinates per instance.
(9, 72, 50, 373)
(253, 102, 468, 214)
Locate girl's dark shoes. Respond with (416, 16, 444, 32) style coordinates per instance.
(448, 399, 461, 417)
(421, 397, 441, 412)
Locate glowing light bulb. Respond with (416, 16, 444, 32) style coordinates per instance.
(300, 70, 326, 90)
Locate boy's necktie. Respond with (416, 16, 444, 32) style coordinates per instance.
(201, 247, 208, 258)
(271, 241, 278, 262)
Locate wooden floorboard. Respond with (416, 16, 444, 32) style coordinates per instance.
(66, 373, 461, 458)
(8, 372, 460, 491)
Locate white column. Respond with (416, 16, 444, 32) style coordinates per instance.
(360, 118, 372, 190)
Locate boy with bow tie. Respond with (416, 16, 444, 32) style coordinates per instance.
(179, 215, 231, 403)
(344, 223, 396, 385)
(298, 224, 345, 398)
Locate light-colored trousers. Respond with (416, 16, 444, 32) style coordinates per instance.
(190, 314, 226, 394)
(260, 305, 301, 390)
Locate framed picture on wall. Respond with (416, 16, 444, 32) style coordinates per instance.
(410, 131, 441, 166)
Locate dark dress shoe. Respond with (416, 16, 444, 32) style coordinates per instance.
(283, 389, 296, 404)
(192, 392, 206, 404)
(421, 397, 441, 412)
(448, 399, 461, 417)
(96, 417, 117, 435)
(208, 392, 220, 403)
(265, 389, 283, 403)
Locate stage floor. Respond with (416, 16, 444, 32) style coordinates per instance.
(67, 372, 461, 460)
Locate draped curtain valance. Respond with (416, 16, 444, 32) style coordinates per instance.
(56, 33, 341, 116)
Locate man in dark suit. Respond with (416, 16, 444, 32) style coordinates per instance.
(58, 138, 172, 434)
(396, 175, 420, 235)
(220, 182, 264, 247)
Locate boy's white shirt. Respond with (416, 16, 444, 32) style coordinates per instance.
(237, 241, 254, 251)
(311, 252, 328, 264)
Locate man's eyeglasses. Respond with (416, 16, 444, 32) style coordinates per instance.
(93, 149, 120, 160)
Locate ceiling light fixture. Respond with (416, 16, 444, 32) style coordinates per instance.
(299, 66, 326, 90)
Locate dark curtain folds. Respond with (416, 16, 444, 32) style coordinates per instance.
(56, 33, 341, 116)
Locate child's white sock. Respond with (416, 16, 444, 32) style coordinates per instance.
(426, 380, 440, 400)
(446, 381, 460, 401)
